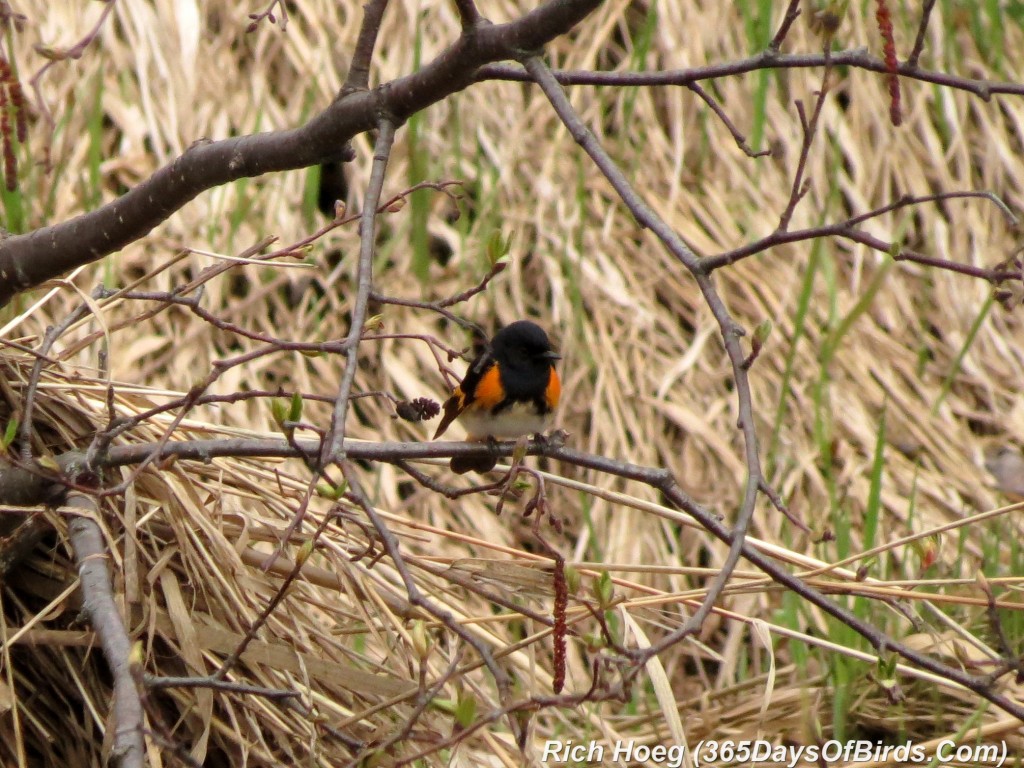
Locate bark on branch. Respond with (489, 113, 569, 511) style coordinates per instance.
(0, 0, 600, 307)
(67, 492, 145, 768)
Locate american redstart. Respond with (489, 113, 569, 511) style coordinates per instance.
(434, 320, 561, 473)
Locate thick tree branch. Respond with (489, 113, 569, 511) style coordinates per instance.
(0, 0, 601, 307)
(67, 492, 145, 768)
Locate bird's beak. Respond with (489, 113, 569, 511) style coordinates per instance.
(542, 350, 561, 360)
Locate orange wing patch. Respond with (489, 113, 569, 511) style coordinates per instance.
(471, 364, 505, 410)
(544, 367, 561, 410)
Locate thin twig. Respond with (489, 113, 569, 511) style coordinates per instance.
(702, 191, 1018, 279)
(758, 478, 810, 534)
(907, 0, 937, 68)
(523, 54, 765, 665)
(339, 465, 513, 694)
(144, 675, 301, 700)
(393, 661, 618, 766)
(21, 298, 94, 460)
(27, 437, 1024, 722)
(28, 0, 117, 170)
(477, 48, 1019, 99)
(341, 0, 390, 95)
(687, 82, 769, 158)
(321, 117, 397, 467)
(62, 236, 277, 362)
(768, 0, 803, 53)
(246, 0, 289, 30)
(312, 111, 517, 710)
(395, 459, 504, 499)
(0, 0, 604, 307)
(777, 46, 832, 232)
(650, 480, 1024, 719)
(212, 490, 335, 680)
(369, 254, 502, 339)
(357, 647, 466, 763)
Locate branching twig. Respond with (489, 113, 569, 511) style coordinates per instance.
(650, 479, 1024, 719)
(392, 659, 617, 766)
(451, 0, 483, 29)
(395, 458, 504, 499)
(523, 54, 765, 666)
(21, 298, 94, 460)
(61, 237, 275, 364)
(338, 466, 513, 695)
(358, 646, 466, 763)
(311, 111, 520, 713)
(2, 436, 1016, 721)
(28, 0, 117, 170)
(104, 286, 290, 344)
(12, 1, 1024, 751)
(213, 491, 336, 681)
(246, 0, 289, 31)
(477, 48, 1024, 99)
(368, 255, 502, 342)
(701, 191, 1018, 278)
(778, 48, 832, 232)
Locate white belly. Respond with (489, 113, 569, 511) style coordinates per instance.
(458, 400, 553, 440)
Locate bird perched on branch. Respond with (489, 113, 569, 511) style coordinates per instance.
(433, 320, 561, 474)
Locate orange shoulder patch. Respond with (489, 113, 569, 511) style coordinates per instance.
(471, 363, 505, 409)
(545, 367, 561, 410)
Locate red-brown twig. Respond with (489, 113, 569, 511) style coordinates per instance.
(29, 0, 117, 170)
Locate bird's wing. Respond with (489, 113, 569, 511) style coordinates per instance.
(433, 386, 467, 439)
(432, 350, 499, 439)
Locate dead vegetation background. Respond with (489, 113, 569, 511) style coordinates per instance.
(2, 0, 1024, 765)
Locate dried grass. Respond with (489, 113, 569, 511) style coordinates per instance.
(2, 0, 1024, 765)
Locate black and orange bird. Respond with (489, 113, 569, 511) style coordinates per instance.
(433, 320, 561, 474)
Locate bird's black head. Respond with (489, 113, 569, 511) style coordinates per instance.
(491, 321, 560, 382)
